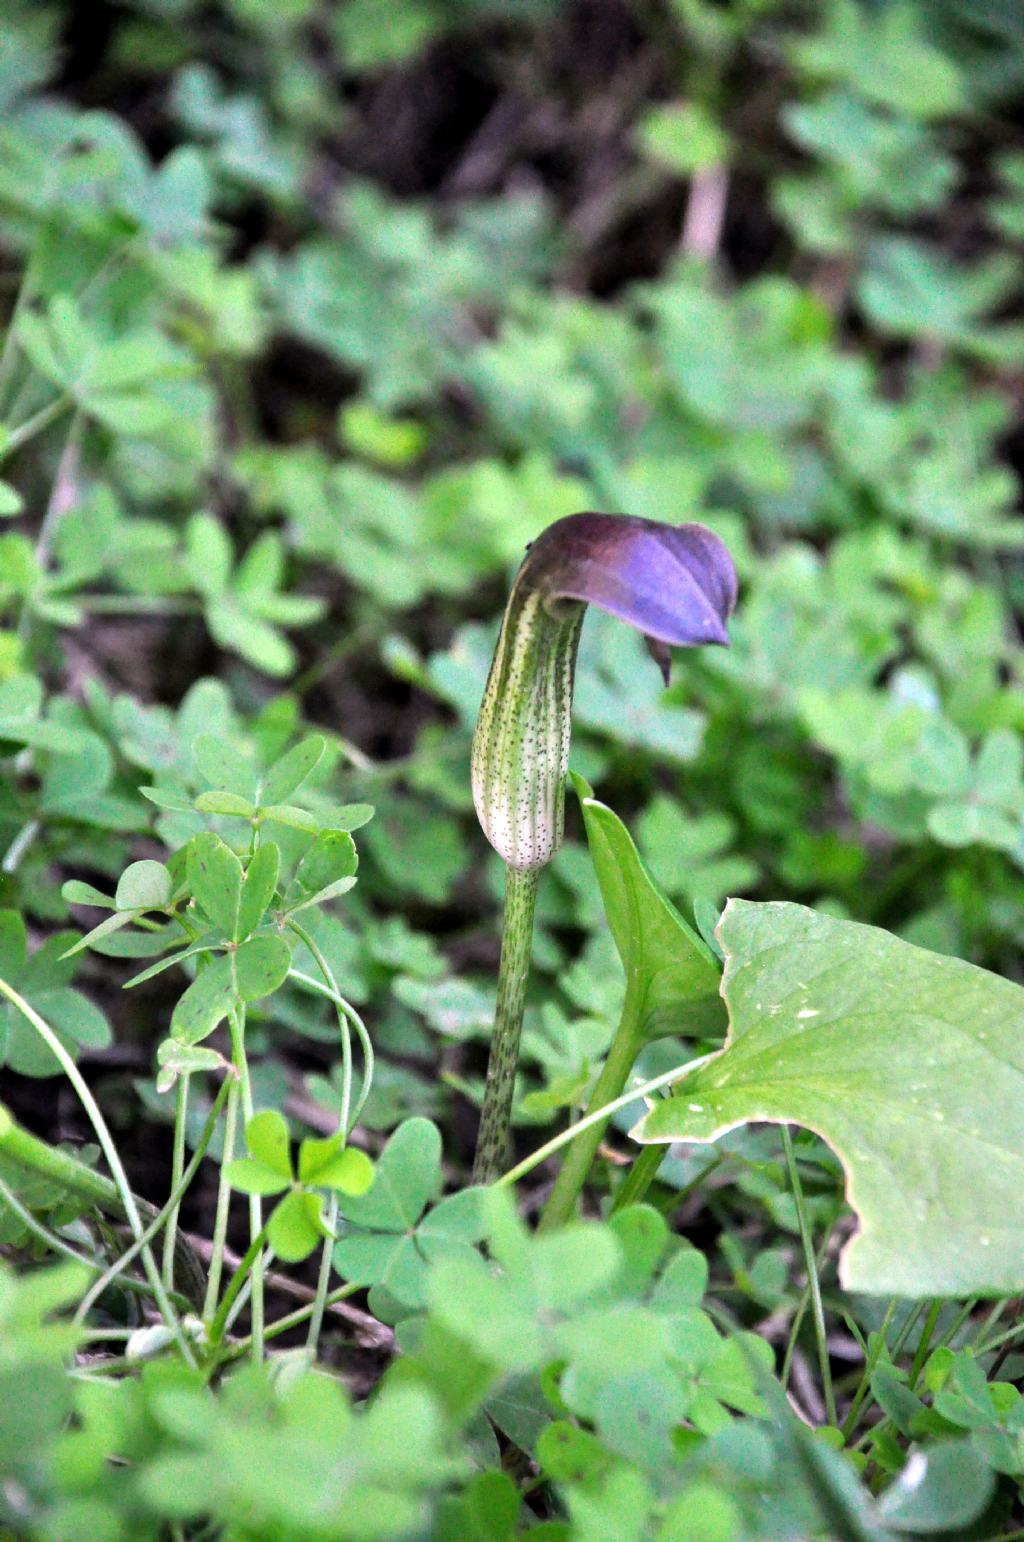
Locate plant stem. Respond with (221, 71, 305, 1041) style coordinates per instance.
(473, 864, 539, 1184)
(74, 1076, 231, 1326)
(219, 1281, 363, 1361)
(286, 920, 371, 1357)
(163, 1075, 190, 1293)
(3, 393, 72, 458)
(973, 1316, 1024, 1360)
(908, 1299, 943, 1390)
(781, 1233, 834, 1394)
(0, 1101, 122, 1209)
(0, 255, 36, 409)
(75, 594, 201, 615)
(209, 1222, 271, 1346)
(228, 1006, 263, 1362)
(781, 1124, 836, 1427)
(841, 1299, 897, 1441)
(498, 1053, 716, 1191)
(203, 1075, 239, 1322)
(609, 1141, 666, 1215)
(971, 1296, 1010, 1354)
(288, 967, 375, 1127)
(0, 976, 195, 1365)
(539, 972, 645, 1230)
(0, 1173, 180, 1308)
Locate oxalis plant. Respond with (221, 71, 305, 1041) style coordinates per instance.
(470, 511, 737, 1186)
(0, 731, 379, 1373)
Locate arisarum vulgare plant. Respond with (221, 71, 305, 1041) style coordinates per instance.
(471, 512, 737, 1183)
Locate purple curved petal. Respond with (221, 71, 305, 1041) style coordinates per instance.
(519, 513, 737, 649)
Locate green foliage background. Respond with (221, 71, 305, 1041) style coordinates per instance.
(2, 0, 1024, 1537)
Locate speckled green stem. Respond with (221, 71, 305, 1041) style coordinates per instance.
(473, 865, 539, 1184)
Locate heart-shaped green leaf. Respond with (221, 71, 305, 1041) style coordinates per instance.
(268, 1189, 324, 1262)
(243, 1109, 292, 1179)
(634, 900, 1024, 1297)
(298, 1134, 374, 1195)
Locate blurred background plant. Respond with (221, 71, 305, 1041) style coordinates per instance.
(2, 0, 1024, 1536)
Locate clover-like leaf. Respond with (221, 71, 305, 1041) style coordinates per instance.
(332, 1119, 485, 1311)
(226, 1109, 293, 1195)
(286, 829, 358, 912)
(298, 1133, 374, 1195)
(154, 1039, 229, 1094)
(267, 1189, 325, 1262)
(193, 732, 259, 801)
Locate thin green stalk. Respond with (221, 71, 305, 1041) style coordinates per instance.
(223, 1248, 275, 1335)
(498, 1053, 716, 1191)
(539, 971, 645, 1230)
(75, 1076, 231, 1326)
(286, 918, 371, 1356)
(973, 1315, 1024, 1360)
(163, 1075, 190, 1292)
(217, 1281, 363, 1362)
(0, 254, 35, 407)
(287, 922, 354, 1134)
(0, 1173, 181, 1308)
(0, 1102, 123, 1210)
(203, 1076, 239, 1322)
(473, 865, 539, 1185)
(1, 818, 40, 875)
(908, 1299, 943, 1389)
(289, 967, 375, 1128)
(888, 1300, 926, 1362)
(840, 1300, 897, 1442)
(75, 594, 202, 615)
(609, 1141, 666, 1215)
(933, 1297, 977, 1355)
(228, 1005, 263, 1361)
(651, 1151, 725, 1216)
(781, 1290, 812, 1392)
(0, 974, 195, 1367)
(971, 1296, 1011, 1353)
(209, 1222, 271, 1346)
(3, 393, 71, 457)
(781, 1230, 834, 1392)
(781, 1124, 836, 1427)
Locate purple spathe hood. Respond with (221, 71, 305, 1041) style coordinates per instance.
(518, 511, 737, 652)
